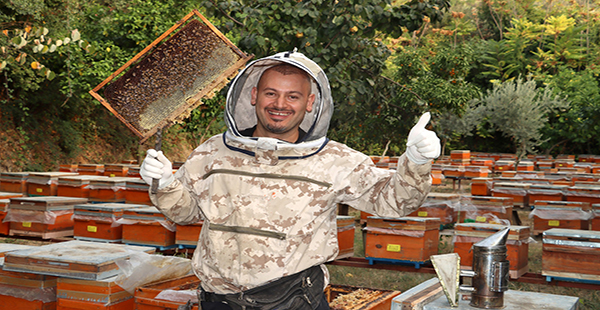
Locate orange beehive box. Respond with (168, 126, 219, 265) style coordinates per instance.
(57, 175, 108, 198)
(103, 164, 131, 177)
(453, 223, 530, 279)
(88, 177, 139, 203)
(450, 150, 470, 160)
(73, 203, 148, 243)
(7, 196, 88, 239)
(431, 169, 444, 185)
(336, 215, 355, 259)
(536, 160, 554, 170)
(27, 172, 79, 197)
(134, 274, 201, 310)
(0, 199, 9, 235)
(126, 166, 141, 178)
(175, 221, 203, 248)
(470, 158, 494, 168)
(408, 192, 461, 225)
(59, 164, 79, 172)
(57, 276, 134, 310)
(555, 160, 575, 168)
(364, 216, 440, 266)
(3, 240, 155, 280)
(442, 165, 465, 178)
(528, 184, 568, 204)
(542, 228, 600, 282)
(121, 206, 176, 248)
(565, 185, 600, 205)
(0, 256, 57, 310)
(578, 154, 596, 162)
(491, 182, 530, 208)
(0, 172, 30, 194)
(464, 166, 490, 178)
(517, 161, 535, 171)
(470, 177, 493, 196)
(124, 178, 152, 205)
(456, 195, 513, 225)
(592, 204, 600, 231)
(78, 164, 105, 176)
(493, 160, 515, 173)
(530, 200, 592, 235)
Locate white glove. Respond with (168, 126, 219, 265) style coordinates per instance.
(140, 149, 174, 189)
(406, 112, 441, 165)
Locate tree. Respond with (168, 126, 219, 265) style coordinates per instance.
(471, 78, 569, 164)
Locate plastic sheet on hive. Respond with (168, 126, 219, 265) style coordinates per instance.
(529, 207, 593, 220)
(2, 209, 71, 225)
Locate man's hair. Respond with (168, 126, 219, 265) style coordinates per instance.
(258, 64, 313, 90)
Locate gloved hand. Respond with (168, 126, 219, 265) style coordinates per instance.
(140, 149, 174, 189)
(406, 112, 441, 165)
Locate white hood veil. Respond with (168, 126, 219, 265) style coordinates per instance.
(224, 50, 334, 154)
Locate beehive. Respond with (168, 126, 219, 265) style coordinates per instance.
(470, 177, 493, 196)
(530, 200, 592, 235)
(453, 223, 531, 279)
(103, 164, 132, 177)
(73, 203, 148, 243)
(175, 221, 203, 249)
(2, 240, 155, 280)
(0, 172, 29, 194)
(57, 276, 134, 310)
(0, 254, 57, 310)
(456, 195, 513, 225)
(592, 204, 600, 231)
(77, 164, 105, 176)
(464, 166, 490, 178)
(493, 160, 515, 172)
(528, 184, 568, 204)
(565, 185, 600, 205)
(121, 206, 176, 247)
(327, 284, 401, 310)
(364, 216, 440, 266)
(26, 172, 79, 196)
(6, 196, 88, 239)
(491, 182, 531, 208)
(336, 215, 355, 259)
(542, 228, 600, 282)
(124, 178, 152, 205)
(88, 177, 139, 203)
(408, 192, 461, 225)
(57, 175, 108, 198)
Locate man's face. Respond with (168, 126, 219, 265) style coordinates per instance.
(251, 68, 315, 142)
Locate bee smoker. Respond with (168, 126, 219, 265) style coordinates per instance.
(460, 227, 510, 309)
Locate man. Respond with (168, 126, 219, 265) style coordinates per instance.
(140, 50, 440, 310)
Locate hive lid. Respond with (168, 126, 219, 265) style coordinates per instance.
(9, 196, 88, 211)
(74, 203, 149, 213)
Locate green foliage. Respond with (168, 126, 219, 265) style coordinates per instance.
(471, 78, 569, 161)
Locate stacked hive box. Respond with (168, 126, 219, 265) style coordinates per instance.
(89, 177, 139, 203)
(364, 216, 440, 268)
(450, 150, 470, 166)
(121, 206, 177, 248)
(430, 168, 444, 185)
(124, 178, 152, 205)
(77, 164, 104, 176)
(528, 184, 568, 204)
(491, 182, 531, 208)
(456, 195, 513, 225)
(442, 165, 465, 178)
(530, 200, 592, 235)
(0, 172, 29, 194)
(73, 203, 148, 243)
(493, 160, 515, 173)
(57, 175, 108, 198)
(0, 243, 57, 310)
(336, 216, 355, 259)
(453, 223, 531, 278)
(175, 221, 204, 249)
(470, 158, 494, 169)
(103, 164, 131, 177)
(517, 160, 535, 171)
(0, 192, 23, 235)
(6, 196, 88, 239)
(565, 185, 600, 205)
(542, 228, 600, 283)
(408, 192, 461, 225)
(464, 166, 490, 178)
(26, 172, 79, 197)
(470, 177, 493, 196)
(57, 276, 134, 310)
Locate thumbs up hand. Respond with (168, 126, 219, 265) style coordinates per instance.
(406, 112, 441, 164)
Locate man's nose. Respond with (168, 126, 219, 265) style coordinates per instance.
(273, 96, 286, 108)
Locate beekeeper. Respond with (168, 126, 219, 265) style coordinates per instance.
(140, 50, 440, 310)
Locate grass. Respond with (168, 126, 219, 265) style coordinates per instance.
(326, 179, 600, 310)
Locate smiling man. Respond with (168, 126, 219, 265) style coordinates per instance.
(140, 50, 441, 310)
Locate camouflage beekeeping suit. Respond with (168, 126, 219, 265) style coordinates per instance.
(150, 51, 432, 295)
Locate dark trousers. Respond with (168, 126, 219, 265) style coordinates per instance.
(200, 292, 330, 310)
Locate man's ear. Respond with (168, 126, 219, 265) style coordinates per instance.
(251, 87, 258, 106)
(306, 93, 316, 112)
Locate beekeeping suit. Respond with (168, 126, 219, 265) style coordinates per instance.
(142, 50, 437, 298)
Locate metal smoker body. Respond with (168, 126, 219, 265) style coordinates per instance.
(468, 227, 511, 308)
